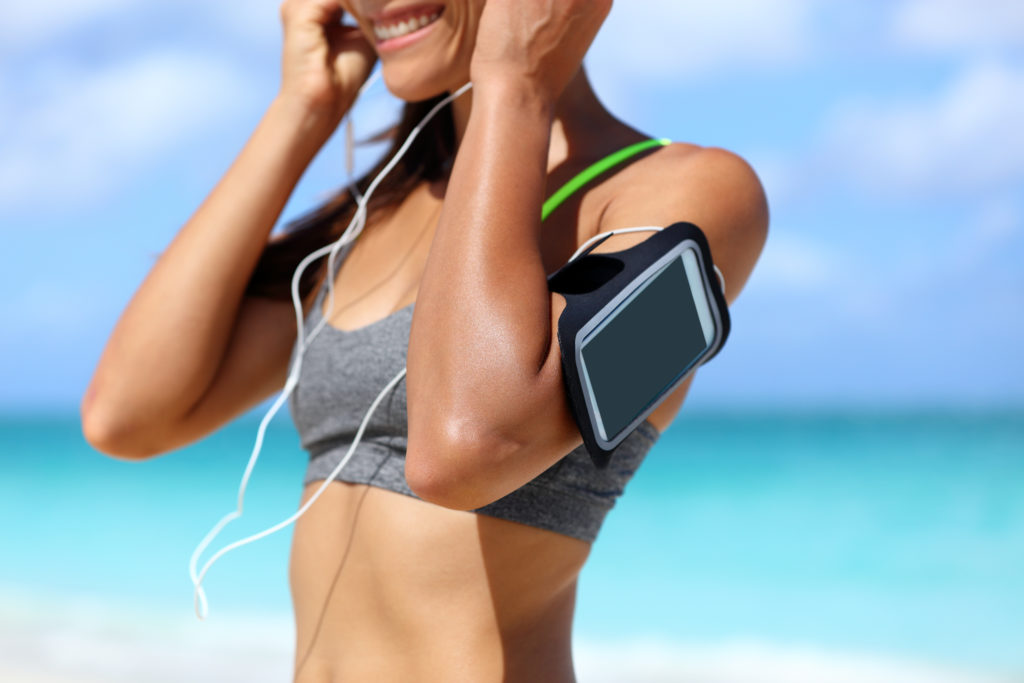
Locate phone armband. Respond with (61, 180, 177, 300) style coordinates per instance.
(547, 222, 730, 467)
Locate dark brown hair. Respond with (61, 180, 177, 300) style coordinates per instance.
(244, 93, 457, 302)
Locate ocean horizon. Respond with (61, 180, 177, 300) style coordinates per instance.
(1, 407, 1021, 681)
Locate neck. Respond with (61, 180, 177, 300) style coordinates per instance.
(449, 68, 614, 173)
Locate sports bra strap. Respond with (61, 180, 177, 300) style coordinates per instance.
(541, 137, 672, 222)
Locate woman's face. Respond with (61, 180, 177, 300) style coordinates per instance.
(341, 1, 485, 101)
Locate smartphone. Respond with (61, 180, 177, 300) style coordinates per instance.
(549, 223, 729, 462)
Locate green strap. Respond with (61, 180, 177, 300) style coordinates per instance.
(541, 137, 672, 222)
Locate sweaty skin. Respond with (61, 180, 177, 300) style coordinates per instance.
(291, 76, 766, 683)
(82, 1, 768, 681)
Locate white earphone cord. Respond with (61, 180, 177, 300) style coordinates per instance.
(188, 79, 727, 620)
(188, 79, 471, 620)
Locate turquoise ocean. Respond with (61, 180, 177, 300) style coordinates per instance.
(1, 409, 1022, 682)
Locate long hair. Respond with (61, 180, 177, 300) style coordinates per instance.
(244, 93, 457, 301)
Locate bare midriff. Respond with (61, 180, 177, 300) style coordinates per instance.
(289, 481, 592, 683)
(286, 159, 679, 681)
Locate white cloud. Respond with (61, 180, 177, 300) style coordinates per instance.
(589, 0, 818, 83)
(819, 61, 1024, 197)
(890, 0, 1024, 53)
(196, 1, 282, 47)
(0, 50, 254, 210)
(0, 1, 281, 53)
(0, 0, 134, 51)
(750, 233, 842, 293)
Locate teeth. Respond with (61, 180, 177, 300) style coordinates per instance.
(373, 11, 440, 41)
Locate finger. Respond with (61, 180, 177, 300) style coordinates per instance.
(281, 0, 342, 28)
(323, 21, 372, 52)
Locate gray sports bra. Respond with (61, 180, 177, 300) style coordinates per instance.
(288, 255, 660, 543)
(288, 139, 670, 543)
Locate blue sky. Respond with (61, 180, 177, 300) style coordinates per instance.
(1, 0, 1022, 412)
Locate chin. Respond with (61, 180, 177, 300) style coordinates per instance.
(380, 62, 470, 102)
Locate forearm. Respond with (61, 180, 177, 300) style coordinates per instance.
(406, 83, 556, 454)
(83, 97, 335, 432)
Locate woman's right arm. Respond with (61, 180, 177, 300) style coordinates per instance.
(81, 0, 375, 459)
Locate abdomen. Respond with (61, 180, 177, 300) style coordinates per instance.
(289, 481, 590, 682)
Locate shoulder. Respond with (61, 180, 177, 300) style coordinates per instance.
(644, 143, 766, 210)
(598, 142, 769, 302)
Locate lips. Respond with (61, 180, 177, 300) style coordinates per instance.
(370, 4, 445, 43)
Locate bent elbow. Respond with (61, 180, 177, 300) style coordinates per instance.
(405, 441, 482, 511)
(80, 403, 163, 461)
(405, 458, 468, 510)
(405, 424, 521, 511)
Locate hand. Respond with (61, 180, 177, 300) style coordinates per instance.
(469, 0, 612, 103)
(277, 0, 377, 127)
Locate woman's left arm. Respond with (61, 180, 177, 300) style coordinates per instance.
(405, 0, 613, 509)
(405, 78, 575, 508)
(405, 0, 768, 509)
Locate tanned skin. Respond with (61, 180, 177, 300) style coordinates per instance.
(82, 1, 768, 680)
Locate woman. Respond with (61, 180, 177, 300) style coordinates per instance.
(82, 0, 768, 680)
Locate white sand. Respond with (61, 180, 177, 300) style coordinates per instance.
(0, 587, 1015, 683)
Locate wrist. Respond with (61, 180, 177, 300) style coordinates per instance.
(470, 74, 557, 119)
(268, 94, 345, 148)
(467, 83, 554, 166)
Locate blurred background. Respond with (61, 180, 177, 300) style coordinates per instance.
(1, 1, 1021, 681)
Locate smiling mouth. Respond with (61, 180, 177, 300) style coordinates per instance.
(372, 5, 445, 42)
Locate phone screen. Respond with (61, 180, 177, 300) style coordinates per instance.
(579, 250, 712, 440)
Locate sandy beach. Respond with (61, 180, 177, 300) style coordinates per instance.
(1, 587, 1012, 683)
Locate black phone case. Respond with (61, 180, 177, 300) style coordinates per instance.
(546, 222, 730, 468)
